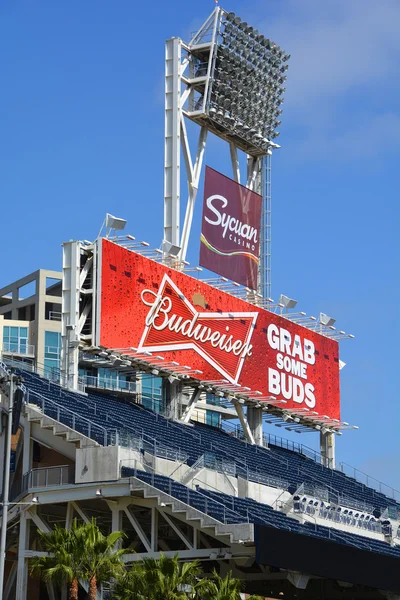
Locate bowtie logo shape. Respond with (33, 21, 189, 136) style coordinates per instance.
(138, 274, 258, 384)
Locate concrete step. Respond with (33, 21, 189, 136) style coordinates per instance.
(130, 476, 253, 544)
(25, 405, 100, 449)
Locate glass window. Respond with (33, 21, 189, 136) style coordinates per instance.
(206, 392, 221, 406)
(44, 331, 61, 379)
(206, 410, 221, 428)
(142, 374, 164, 414)
(3, 325, 29, 354)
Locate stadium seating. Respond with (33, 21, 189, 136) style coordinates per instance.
(22, 370, 400, 515)
(121, 467, 400, 559)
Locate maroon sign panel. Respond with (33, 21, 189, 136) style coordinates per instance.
(199, 167, 262, 290)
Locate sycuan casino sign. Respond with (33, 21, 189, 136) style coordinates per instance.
(199, 166, 262, 290)
(99, 239, 341, 420)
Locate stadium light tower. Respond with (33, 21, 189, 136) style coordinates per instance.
(164, 7, 290, 296)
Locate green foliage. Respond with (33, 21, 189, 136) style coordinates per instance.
(30, 517, 126, 600)
(31, 521, 245, 600)
(201, 569, 243, 600)
(111, 555, 244, 600)
(30, 519, 82, 600)
(76, 517, 126, 595)
(112, 554, 203, 600)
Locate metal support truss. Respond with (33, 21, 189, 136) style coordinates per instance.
(164, 7, 276, 274)
(260, 153, 272, 300)
(233, 401, 255, 445)
(61, 241, 95, 390)
(320, 430, 336, 469)
(164, 32, 211, 261)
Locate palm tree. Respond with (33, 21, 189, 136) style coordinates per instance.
(31, 517, 126, 600)
(76, 518, 126, 600)
(111, 566, 147, 600)
(113, 554, 204, 600)
(202, 569, 243, 600)
(30, 520, 82, 600)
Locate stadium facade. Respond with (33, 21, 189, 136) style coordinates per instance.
(0, 5, 399, 600)
(0, 236, 399, 600)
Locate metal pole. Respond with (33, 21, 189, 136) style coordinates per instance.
(0, 374, 14, 600)
(260, 153, 272, 300)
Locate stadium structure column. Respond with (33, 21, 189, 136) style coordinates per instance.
(15, 513, 30, 600)
(164, 36, 182, 249)
(320, 431, 335, 469)
(247, 406, 263, 446)
(61, 241, 81, 390)
(61, 240, 94, 391)
(22, 417, 32, 476)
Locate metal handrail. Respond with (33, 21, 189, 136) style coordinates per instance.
(338, 461, 400, 503)
(48, 311, 62, 321)
(10, 465, 74, 501)
(9, 360, 400, 510)
(84, 375, 137, 394)
(124, 461, 249, 525)
(2, 343, 35, 356)
(26, 389, 116, 446)
(224, 421, 400, 506)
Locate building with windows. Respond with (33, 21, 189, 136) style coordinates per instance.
(0, 269, 62, 374)
(0, 269, 234, 425)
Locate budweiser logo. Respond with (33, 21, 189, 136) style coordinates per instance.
(138, 274, 258, 384)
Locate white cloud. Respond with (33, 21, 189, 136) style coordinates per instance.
(240, 0, 400, 159)
(296, 111, 400, 159)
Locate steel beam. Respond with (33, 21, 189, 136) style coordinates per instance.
(164, 37, 182, 247)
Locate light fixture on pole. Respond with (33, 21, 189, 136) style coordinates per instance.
(97, 213, 127, 239)
(319, 313, 336, 327)
(278, 294, 298, 312)
(161, 240, 181, 258)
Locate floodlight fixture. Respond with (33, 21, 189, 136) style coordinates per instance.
(319, 313, 336, 327)
(278, 294, 298, 310)
(105, 213, 127, 232)
(162, 240, 181, 257)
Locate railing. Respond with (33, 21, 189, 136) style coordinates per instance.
(338, 461, 400, 503)
(123, 461, 249, 525)
(26, 388, 118, 447)
(10, 465, 74, 501)
(83, 375, 137, 394)
(48, 311, 62, 321)
(26, 387, 188, 464)
(223, 420, 400, 506)
(9, 357, 400, 512)
(0, 360, 27, 393)
(2, 342, 35, 356)
(294, 496, 384, 535)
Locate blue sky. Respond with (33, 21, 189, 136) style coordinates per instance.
(1, 0, 399, 488)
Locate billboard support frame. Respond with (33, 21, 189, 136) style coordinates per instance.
(164, 7, 266, 269)
(61, 241, 95, 391)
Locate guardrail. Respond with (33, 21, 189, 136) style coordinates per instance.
(338, 461, 400, 503)
(224, 420, 400, 505)
(2, 342, 35, 356)
(83, 375, 137, 394)
(122, 461, 249, 525)
(8, 358, 400, 512)
(48, 311, 62, 321)
(10, 465, 75, 501)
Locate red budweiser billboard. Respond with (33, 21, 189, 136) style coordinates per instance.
(98, 239, 341, 420)
(199, 167, 262, 290)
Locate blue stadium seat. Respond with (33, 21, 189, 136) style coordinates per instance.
(22, 370, 400, 517)
(121, 467, 400, 560)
